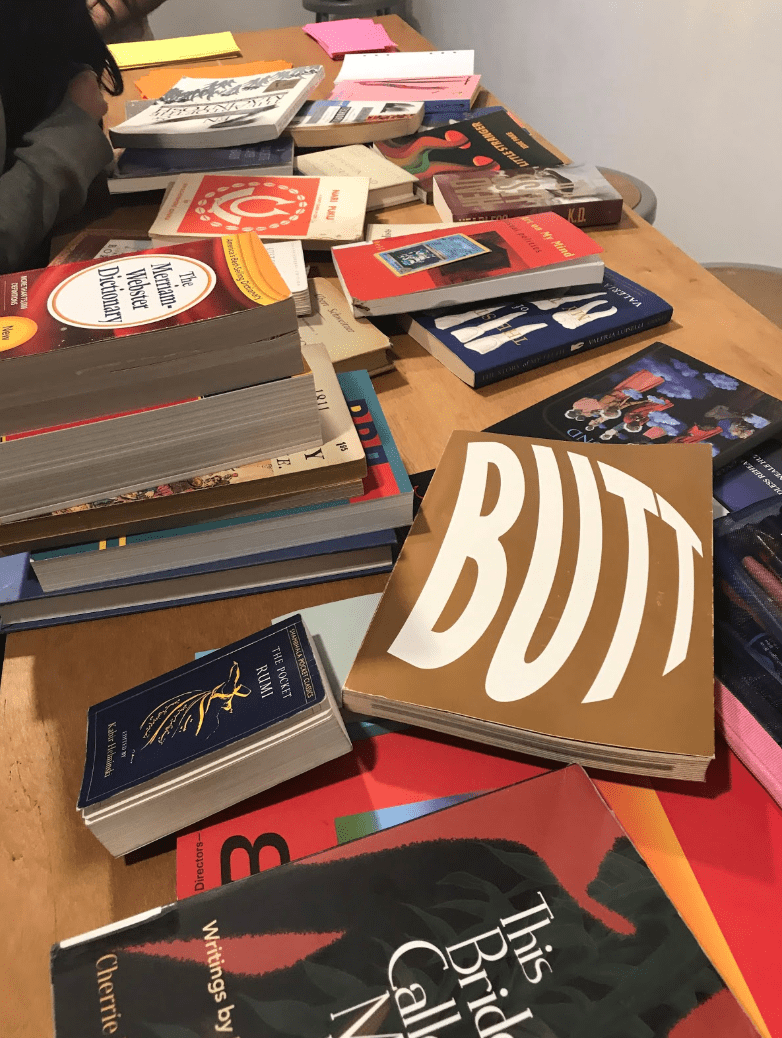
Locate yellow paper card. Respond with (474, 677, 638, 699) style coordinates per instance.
(109, 31, 240, 71)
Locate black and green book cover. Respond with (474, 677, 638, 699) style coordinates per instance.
(52, 767, 758, 1037)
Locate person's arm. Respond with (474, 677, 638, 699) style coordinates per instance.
(0, 83, 113, 273)
(88, 0, 168, 38)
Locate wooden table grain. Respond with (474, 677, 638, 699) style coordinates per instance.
(4, 16, 782, 1037)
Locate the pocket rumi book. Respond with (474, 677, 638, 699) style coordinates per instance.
(344, 430, 716, 779)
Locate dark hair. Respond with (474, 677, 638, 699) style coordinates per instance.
(0, 0, 123, 152)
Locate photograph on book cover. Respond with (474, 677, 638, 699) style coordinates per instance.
(493, 343, 782, 468)
(375, 233, 490, 276)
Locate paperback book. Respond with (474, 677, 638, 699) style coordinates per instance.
(149, 173, 370, 249)
(109, 138, 295, 193)
(344, 429, 716, 779)
(487, 341, 782, 470)
(332, 212, 605, 316)
(0, 343, 364, 553)
(52, 766, 760, 1037)
(0, 232, 300, 432)
(298, 277, 393, 375)
(30, 368, 413, 591)
(331, 48, 480, 114)
(295, 143, 418, 211)
(402, 268, 673, 387)
(433, 163, 624, 227)
(109, 65, 325, 148)
(286, 99, 424, 147)
(375, 109, 564, 201)
(302, 17, 397, 59)
(74, 615, 351, 855)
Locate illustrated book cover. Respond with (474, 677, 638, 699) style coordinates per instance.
(712, 438, 782, 511)
(402, 268, 673, 387)
(149, 173, 370, 249)
(109, 65, 325, 148)
(374, 110, 564, 201)
(488, 342, 782, 470)
(52, 766, 760, 1037)
(433, 163, 624, 226)
(344, 429, 715, 779)
(0, 232, 298, 433)
(286, 100, 424, 146)
(332, 212, 605, 316)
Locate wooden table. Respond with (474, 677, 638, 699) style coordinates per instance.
(4, 17, 782, 1038)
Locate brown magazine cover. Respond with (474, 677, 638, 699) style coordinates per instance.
(344, 431, 715, 778)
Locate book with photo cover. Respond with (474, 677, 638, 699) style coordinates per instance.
(149, 173, 369, 250)
(402, 268, 673, 387)
(375, 109, 564, 201)
(52, 766, 760, 1038)
(286, 100, 424, 147)
(488, 342, 782, 470)
(109, 65, 325, 149)
(433, 163, 624, 227)
(345, 429, 715, 780)
(332, 212, 604, 317)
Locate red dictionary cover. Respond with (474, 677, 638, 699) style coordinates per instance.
(332, 212, 602, 303)
(0, 233, 289, 362)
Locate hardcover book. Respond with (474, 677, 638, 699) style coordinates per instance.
(488, 342, 782, 470)
(375, 110, 564, 201)
(332, 213, 605, 317)
(295, 144, 418, 211)
(286, 100, 424, 147)
(52, 766, 760, 1038)
(0, 232, 300, 433)
(402, 268, 673, 387)
(433, 163, 624, 227)
(149, 173, 370, 249)
(109, 138, 295, 193)
(298, 277, 393, 375)
(0, 343, 364, 553)
(75, 615, 351, 855)
(344, 429, 715, 779)
(109, 65, 325, 148)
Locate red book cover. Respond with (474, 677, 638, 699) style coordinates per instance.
(176, 730, 776, 1038)
(52, 766, 760, 1037)
(332, 212, 602, 304)
(0, 232, 289, 362)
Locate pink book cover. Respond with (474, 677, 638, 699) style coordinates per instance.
(303, 19, 397, 59)
(715, 678, 782, 809)
(331, 74, 480, 103)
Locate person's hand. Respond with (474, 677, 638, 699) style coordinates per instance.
(67, 69, 108, 122)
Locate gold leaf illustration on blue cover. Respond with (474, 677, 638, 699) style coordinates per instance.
(140, 661, 252, 746)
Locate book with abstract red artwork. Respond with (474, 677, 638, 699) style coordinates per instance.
(52, 766, 760, 1037)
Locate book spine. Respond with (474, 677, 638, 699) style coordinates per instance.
(472, 308, 673, 389)
(447, 197, 624, 227)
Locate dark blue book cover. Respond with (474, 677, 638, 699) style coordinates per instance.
(78, 615, 326, 809)
(115, 138, 294, 179)
(712, 437, 782, 511)
(408, 268, 673, 387)
(487, 341, 782, 470)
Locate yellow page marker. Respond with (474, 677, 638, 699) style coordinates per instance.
(109, 32, 240, 71)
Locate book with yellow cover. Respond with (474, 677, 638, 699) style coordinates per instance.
(109, 31, 240, 70)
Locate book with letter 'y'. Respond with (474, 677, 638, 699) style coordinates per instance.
(50, 766, 760, 1037)
(344, 430, 716, 780)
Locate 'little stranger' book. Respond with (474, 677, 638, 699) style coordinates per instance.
(51, 766, 760, 1037)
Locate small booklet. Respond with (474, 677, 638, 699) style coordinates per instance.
(303, 18, 397, 59)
